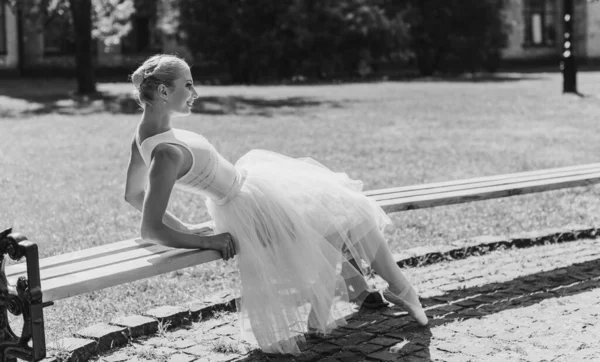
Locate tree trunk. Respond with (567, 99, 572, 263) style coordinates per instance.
(562, 0, 577, 94)
(69, 0, 96, 95)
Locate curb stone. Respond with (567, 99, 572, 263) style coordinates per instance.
(144, 305, 191, 329)
(47, 337, 98, 362)
(74, 323, 129, 352)
(391, 224, 598, 268)
(111, 315, 159, 338)
(46, 224, 600, 361)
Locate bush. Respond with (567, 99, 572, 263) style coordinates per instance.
(286, 0, 410, 78)
(177, 0, 410, 82)
(401, 0, 509, 75)
(176, 0, 508, 82)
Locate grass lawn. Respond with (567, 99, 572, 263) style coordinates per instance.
(2, 71, 600, 343)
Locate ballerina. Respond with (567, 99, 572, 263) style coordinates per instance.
(123, 54, 428, 355)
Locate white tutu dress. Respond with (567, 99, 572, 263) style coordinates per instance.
(137, 128, 392, 355)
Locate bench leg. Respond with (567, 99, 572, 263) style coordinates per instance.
(0, 228, 49, 362)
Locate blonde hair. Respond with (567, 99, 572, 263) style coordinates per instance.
(130, 54, 190, 108)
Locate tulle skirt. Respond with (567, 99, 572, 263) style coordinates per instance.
(206, 150, 392, 355)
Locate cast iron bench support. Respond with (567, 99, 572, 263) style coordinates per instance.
(0, 228, 50, 362)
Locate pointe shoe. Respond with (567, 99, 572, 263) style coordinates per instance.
(383, 287, 428, 326)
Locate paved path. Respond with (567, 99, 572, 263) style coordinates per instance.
(93, 238, 600, 362)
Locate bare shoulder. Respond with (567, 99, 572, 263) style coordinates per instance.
(151, 143, 185, 166)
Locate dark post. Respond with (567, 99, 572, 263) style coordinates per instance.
(561, 0, 578, 93)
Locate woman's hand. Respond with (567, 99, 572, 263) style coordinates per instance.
(202, 233, 237, 261)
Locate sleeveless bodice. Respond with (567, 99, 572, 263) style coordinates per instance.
(136, 128, 246, 205)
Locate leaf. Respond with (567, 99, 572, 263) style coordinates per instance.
(91, 0, 135, 45)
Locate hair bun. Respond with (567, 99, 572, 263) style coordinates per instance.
(132, 70, 145, 89)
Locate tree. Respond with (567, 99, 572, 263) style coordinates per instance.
(70, 0, 135, 95)
(92, 0, 135, 46)
(9, 0, 135, 95)
(177, 0, 407, 82)
(399, 0, 509, 76)
(285, 0, 407, 78)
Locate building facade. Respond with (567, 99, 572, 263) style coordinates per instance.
(3, 0, 600, 74)
(502, 0, 600, 61)
(0, 0, 18, 70)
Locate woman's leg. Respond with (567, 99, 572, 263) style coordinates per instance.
(342, 256, 387, 308)
(322, 231, 369, 300)
(366, 233, 412, 294)
(341, 257, 370, 300)
(361, 228, 428, 326)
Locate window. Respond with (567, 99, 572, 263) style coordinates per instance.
(524, 0, 557, 46)
(0, 0, 6, 54)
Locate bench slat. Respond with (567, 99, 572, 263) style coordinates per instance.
(372, 167, 600, 202)
(6, 239, 152, 278)
(378, 171, 600, 213)
(26, 249, 222, 302)
(6, 222, 213, 278)
(364, 163, 600, 197)
(11, 243, 173, 282)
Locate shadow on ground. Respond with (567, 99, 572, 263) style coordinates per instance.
(0, 93, 343, 118)
(0, 71, 552, 118)
(386, 72, 549, 84)
(234, 257, 600, 361)
(247, 72, 549, 86)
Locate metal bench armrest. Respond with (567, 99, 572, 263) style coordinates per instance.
(0, 228, 51, 362)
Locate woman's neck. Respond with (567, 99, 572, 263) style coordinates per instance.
(140, 106, 171, 133)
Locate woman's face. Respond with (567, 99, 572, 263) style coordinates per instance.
(166, 67, 198, 116)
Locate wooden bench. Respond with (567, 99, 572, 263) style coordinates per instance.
(2, 162, 600, 361)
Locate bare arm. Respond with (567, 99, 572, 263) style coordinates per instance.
(138, 143, 206, 248)
(124, 138, 193, 233)
(124, 139, 236, 258)
(141, 144, 236, 260)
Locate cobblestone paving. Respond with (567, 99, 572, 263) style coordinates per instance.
(93, 238, 600, 362)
